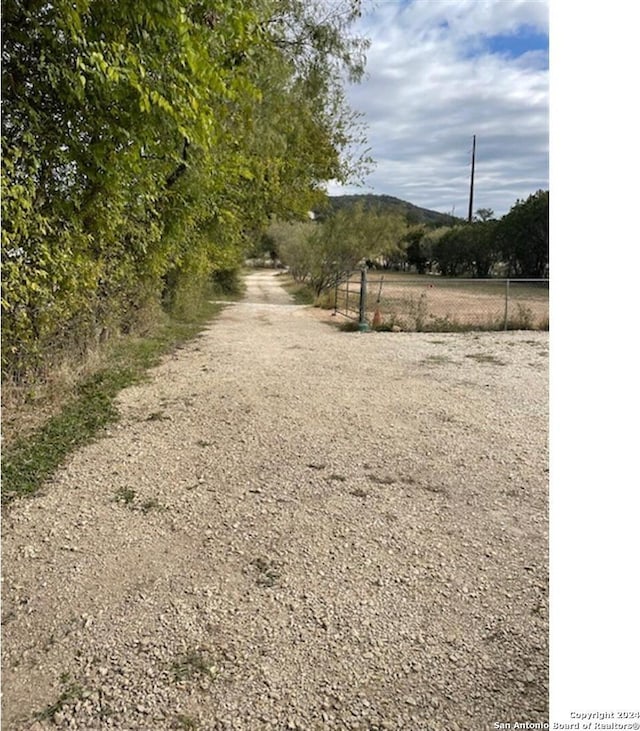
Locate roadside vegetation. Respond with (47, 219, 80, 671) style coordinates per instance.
(2, 0, 370, 385)
(258, 191, 549, 297)
(277, 274, 316, 305)
(1, 275, 237, 505)
(2, 1, 371, 501)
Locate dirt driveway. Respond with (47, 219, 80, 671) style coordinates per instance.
(1, 270, 548, 730)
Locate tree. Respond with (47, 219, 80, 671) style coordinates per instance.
(431, 222, 499, 277)
(496, 190, 549, 277)
(2, 0, 371, 378)
(475, 208, 495, 222)
(468, 220, 499, 277)
(433, 227, 470, 276)
(276, 204, 405, 295)
(404, 229, 431, 274)
(266, 220, 315, 282)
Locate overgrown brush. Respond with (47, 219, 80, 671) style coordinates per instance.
(1, 276, 233, 504)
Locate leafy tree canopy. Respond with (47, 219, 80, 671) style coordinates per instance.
(273, 203, 405, 294)
(2, 0, 370, 377)
(496, 190, 549, 278)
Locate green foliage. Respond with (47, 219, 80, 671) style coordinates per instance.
(1, 293, 226, 504)
(2, 368, 123, 503)
(475, 207, 495, 222)
(172, 648, 217, 682)
(275, 204, 406, 295)
(34, 677, 85, 722)
(431, 221, 499, 277)
(266, 220, 316, 283)
(278, 275, 316, 305)
(496, 190, 549, 277)
(426, 192, 548, 279)
(404, 229, 431, 273)
(2, 0, 370, 381)
(320, 191, 549, 278)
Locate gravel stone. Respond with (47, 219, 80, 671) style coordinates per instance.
(1, 271, 548, 729)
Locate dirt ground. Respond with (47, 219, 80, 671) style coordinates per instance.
(1, 270, 549, 730)
(336, 276, 549, 331)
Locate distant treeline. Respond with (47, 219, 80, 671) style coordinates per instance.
(395, 190, 549, 278)
(267, 190, 548, 291)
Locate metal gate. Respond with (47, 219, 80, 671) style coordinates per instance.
(331, 269, 385, 330)
(331, 270, 548, 332)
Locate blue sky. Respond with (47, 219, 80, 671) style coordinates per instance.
(326, 0, 549, 219)
(483, 26, 548, 60)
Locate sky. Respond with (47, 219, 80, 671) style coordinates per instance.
(326, 0, 549, 219)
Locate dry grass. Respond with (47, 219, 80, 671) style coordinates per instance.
(332, 274, 549, 332)
(1, 297, 227, 503)
(2, 346, 114, 449)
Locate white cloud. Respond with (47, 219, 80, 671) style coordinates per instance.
(328, 0, 549, 218)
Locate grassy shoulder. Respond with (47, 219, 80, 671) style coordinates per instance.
(1, 278, 241, 506)
(276, 272, 316, 305)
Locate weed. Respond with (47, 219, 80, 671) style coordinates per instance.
(423, 483, 447, 495)
(251, 557, 282, 588)
(34, 676, 85, 721)
(113, 487, 136, 505)
(407, 293, 429, 331)
(371, 321, 397, 332)
(172, 649, 217, 682)
(2, 298, 227, 504)
(507, 303, 535, 330)
(314, 290, 336, 309)
(278, 275, 315, 305)
(146, 410, 169, 421)
(425, 314, 474, 332)
(328, 474, 347, 482)
(421, 355, 451, 366)
(139, 497, 163, 514)
(172, 714, 199, 730)
(112, 488, 163, 514)
(1, 611, 16, 625)
(339, 319, 360, 332)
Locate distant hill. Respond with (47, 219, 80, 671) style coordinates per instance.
(317, 194, 462, 227)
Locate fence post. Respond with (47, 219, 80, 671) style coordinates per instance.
(358, 267, 370, 332)
(503, 278, 510, 330)
(333, 275, 338, 316)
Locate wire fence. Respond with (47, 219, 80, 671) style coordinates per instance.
(332, 271, 549, 332)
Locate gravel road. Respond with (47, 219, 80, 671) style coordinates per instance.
(1, 270, 549, 730)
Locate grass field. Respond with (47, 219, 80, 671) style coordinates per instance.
(334, 272, 549, 331)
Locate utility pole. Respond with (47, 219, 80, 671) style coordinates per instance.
(467, 134, 476, 223)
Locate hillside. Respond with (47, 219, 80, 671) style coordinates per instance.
(318, 194, 462, 226)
